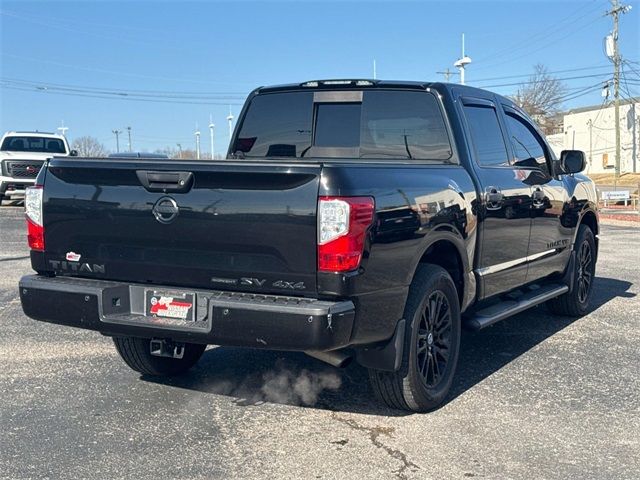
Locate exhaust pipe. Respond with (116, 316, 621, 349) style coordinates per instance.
(306, 350, 352, 368)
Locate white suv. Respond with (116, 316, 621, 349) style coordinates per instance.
(0, 131, 75, 202)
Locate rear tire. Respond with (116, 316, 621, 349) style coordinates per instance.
(369, 264, 461, 412)
(113, 337, 206, 376)
(547, 224, 596, 317)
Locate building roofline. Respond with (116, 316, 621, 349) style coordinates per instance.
(564, 96, 639, 115)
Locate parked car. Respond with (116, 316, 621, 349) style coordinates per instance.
(0, 131, 75, 203)
(18, 80, 598, 411)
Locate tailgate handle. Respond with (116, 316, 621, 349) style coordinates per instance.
(136, 171, 194, 193)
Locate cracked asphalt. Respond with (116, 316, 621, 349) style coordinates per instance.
(1, 204, 639, 479)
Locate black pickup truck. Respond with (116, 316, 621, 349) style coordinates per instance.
(19, 80, 598, 412)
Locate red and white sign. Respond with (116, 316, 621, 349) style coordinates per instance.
(65, 251, 81, 262)
(149, 296, 193, 320)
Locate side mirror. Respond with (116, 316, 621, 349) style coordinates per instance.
(558, 150, 586, 175)
(70, 150, 78, 157)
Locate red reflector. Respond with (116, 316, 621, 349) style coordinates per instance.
(27, 217, 44, 251)
(318, 196, 374, 272)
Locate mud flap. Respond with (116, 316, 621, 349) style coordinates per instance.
(355, 318, 405, 372)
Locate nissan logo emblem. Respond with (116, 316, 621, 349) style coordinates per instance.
(152, 196, 179, 224)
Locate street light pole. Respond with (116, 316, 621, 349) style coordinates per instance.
(209, 115, 215, 160)
(126, 126, 132, 152)
(227, 107, 234, 143)
(112, 129, 122, 153)
(195, 124, 201, 160)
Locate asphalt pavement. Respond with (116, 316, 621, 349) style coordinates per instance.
(1, 205, 638, 479)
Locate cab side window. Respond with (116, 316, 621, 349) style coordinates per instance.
(504, 111, 549, 174)
(463, 105, 510, 167)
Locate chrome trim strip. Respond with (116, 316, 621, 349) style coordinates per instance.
(476, 249, 557, 276)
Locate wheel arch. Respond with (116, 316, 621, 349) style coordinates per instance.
(408, 227, 475, 312)
(576, 207, 599, 256)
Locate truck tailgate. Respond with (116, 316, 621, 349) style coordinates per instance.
(41, 158, 321, 295)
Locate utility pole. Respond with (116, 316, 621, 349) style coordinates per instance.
(209, 114, 215, 160)
(606, 0, 632, 180)
(373, 59, 377, 80)
(57, 121, 68, 137)
(112, 129, 122, 153)
(126, 126, 132, 152)
(176, 143, 182, 159)
(587, 119, 593, 173)
(195, 124, 201, 160)
(436, 68, 456, 82)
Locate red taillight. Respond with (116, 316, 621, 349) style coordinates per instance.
(318, 196, 374, 272)
(25, 185, 44, 251)
(27, 217, 44, 251)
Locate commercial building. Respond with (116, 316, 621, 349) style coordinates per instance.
(547, 97, 639, 174)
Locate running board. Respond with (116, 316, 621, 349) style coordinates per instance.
(464, 283, 569, 331)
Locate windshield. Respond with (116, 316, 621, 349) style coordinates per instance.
(232, 89, 452, 161)
(1, 136, 67, 154)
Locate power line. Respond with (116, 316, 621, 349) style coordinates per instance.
(0, 53, 258, 87)
(468, 64, 612, 84)
(478, 72, 612, 89)
(473, 3, 605, 71)
(0, 77, 247, 99)
(622, 60, 640, 79)
(472, 2, 601, 64)
(481, 16, 605, 73)
(0, 10, 160, 48)
(0, 9, 168, 35)
(0, 84, 245, 105)
(558, 83, 609, 103)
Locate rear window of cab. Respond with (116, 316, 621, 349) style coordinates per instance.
(1, 136, 67, 154)
(233, 90, 453, 161)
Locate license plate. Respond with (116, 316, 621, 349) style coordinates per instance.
(145, 289, 195, 322)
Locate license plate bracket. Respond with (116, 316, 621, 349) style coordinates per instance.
(144, 289, 196, 322)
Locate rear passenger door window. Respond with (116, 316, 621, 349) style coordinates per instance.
(462, 104, 510, 167)
(359, 91, 452, 160)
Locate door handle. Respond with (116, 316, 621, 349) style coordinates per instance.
(484, 186, 503, 210)
(136, 170, 194, 193)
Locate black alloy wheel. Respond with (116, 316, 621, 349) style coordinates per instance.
(576, 239, 594, 304)
(416, 290, 452, 388)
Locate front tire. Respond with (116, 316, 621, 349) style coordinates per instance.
(113, 337, 206, 376)
(547, 224, 596, 316)
(369, 264, 461, 412)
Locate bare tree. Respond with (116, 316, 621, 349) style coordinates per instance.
(156, 146, 198, 159)
(72, 136, 108, 157)
(511, 64, 567, 134)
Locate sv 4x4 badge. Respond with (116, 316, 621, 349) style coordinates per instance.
(237, 277, 306, 290)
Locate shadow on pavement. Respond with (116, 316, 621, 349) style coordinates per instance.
(0, 256, 30, 263)
(0, 200, 24, 208)
(144, 276, 634, 415)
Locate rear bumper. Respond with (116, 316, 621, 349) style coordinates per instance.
(0, 176, 34, 197)
(19, 275, 355, 352)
